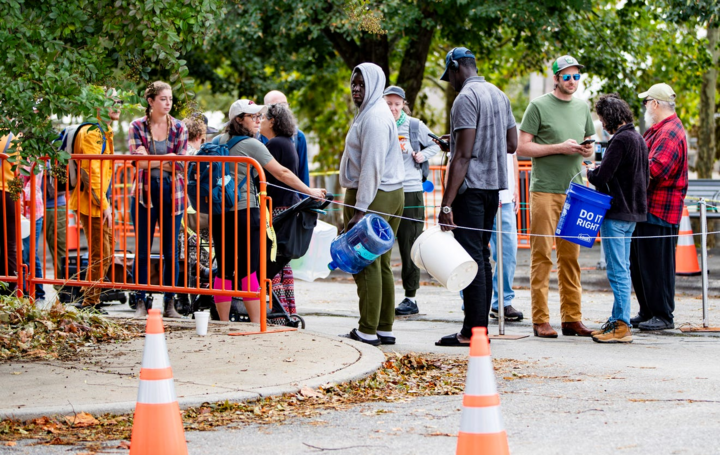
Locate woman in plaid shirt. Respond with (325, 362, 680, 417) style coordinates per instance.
(128, 81, 188, 319)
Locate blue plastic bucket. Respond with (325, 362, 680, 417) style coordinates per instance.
(555, 183, 613, 248)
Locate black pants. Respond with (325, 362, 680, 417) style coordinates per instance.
(0, 191, 17, 294)
(211, 208, 260, 284)
(453, 189, 499, 338)
(630, 221, 679, 323)
(397, 191, 424, 297)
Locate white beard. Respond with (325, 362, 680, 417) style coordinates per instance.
(644, 109, 655, 127)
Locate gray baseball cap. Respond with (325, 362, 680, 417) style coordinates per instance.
(552, 55, 584, 74)
(383, 86, 406, 99)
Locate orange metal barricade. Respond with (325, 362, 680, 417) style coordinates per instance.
(28, 154, 276, 333)
(0, 153, 24, 294)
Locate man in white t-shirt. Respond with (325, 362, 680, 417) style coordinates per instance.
(489, 153, 523, 321)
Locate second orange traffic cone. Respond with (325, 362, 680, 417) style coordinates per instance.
(676, 206, 701, 276)
(129, 309, 188, 455)
(456, 327, 509, 455)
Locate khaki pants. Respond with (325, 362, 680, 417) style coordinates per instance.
(529, 192, 582, 324)
(45, 208, 67, 290)
(78, 213, 114, 306)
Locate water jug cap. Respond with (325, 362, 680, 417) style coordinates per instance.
(328, 261, 337, 271)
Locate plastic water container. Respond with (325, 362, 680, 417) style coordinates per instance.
(291, 220, 338, 281)
(555, 182, 613, 248)
(328, 213, 395, 274)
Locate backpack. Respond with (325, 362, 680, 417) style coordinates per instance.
(52, 123, 107, 194)
(408, 117, 430, 182)
(187, 135, 249, 214)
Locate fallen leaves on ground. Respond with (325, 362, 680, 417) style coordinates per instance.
(0, 296, 141, 361)
(0, 353, 530, 448)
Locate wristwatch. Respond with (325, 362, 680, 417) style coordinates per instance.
(441, 206, 452, 214)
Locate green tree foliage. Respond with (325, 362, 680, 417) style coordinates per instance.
(187, 0, 594, 170)
(0, 0, 223, 177)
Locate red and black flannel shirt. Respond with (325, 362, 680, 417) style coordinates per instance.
(643, 114, 688, 225)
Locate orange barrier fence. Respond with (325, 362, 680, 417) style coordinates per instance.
(23, 154, 273, 332)
(0, 153, 24, 294)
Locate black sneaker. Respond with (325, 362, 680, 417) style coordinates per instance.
(395, 298, 419, 316)
(341, 329, 381, 346)
(490, 305, 523, 321)
(630, 313, 651, 329)
(638, 316, 674, 331)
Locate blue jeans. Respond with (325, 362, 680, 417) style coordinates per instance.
(600, 219, 636, 326)
(132, 177, 183, 300)
(489, 202, 517, 310)
(22, 217, 45, 299)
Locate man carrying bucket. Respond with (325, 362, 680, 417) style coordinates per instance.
(433, 47, 517, 347)
(517, 55, 596, 338)
(629, 83, 688, 331)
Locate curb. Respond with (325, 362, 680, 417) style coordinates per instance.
(0, 330, 385, 420)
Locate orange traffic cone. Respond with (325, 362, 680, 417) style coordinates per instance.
(456, 327, 509, 455)
(129, 309, 188, 455)
(676, 206, 701, 276)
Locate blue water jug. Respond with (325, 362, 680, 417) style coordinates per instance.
(328, 213, 395, 274)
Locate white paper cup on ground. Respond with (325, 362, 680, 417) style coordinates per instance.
(194, 311, 210, 336)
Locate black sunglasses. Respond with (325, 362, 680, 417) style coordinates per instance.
(642, 98, 655, 106)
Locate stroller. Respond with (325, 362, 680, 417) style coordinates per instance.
(190, 195, 333, 328)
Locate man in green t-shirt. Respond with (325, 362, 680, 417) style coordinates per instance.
(517, 55, 595, 339)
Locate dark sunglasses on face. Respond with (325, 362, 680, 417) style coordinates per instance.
(642, 98, 655, 106)
(561, 74, 581, 82)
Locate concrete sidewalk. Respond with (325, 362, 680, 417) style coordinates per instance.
(0, 317, 384, 420)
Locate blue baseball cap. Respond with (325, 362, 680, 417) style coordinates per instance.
(440, 47, 475, 82)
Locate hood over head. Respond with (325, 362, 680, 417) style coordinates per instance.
(352, 63, 388, 123)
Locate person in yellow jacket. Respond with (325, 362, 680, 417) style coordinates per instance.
(0, 134, 18, 294)
(68, 103, 120, 313)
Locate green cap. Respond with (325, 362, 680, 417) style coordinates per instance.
(552, 55, 584, 74)
(638, 83, 676, 103)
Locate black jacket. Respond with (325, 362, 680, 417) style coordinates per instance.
(587, 123, 649, 222)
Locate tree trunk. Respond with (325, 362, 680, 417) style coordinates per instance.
(444, 81, 456, 135)
(697, 25, 719, 179)
(396, 16, 436, 110)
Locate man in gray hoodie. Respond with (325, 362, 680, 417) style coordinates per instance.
(340, 63, 405, 346)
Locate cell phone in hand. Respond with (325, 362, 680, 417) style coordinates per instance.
(580, 139, 596, 146)
(428, 133, 449, 149)
(583, 160, 594, 166)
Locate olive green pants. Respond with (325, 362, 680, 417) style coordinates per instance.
(343, 188, 404, 335)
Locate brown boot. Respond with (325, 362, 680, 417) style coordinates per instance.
(591, 322, 612, 337)
(163, 296, 183, 319)
(533, 322, 558, 338)
(592, 321, 633, 343)
(133, 296, 148, 319)
(561, 321, 593, 337)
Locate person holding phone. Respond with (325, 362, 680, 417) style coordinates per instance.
(383, 85, 440, 316)
(517, 55, 596, 339)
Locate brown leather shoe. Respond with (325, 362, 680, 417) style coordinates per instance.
(533, 322, 558, 338)
(561, 321, 593, 337)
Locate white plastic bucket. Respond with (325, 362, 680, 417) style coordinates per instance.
(411, 225, 478, 292)
(291, 220, 338, 282)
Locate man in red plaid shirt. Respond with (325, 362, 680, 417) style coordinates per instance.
(630, 83, 688, 331)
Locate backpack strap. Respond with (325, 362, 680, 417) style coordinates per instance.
(408, 117, 421, 153)
(225, 135, 249, 151)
